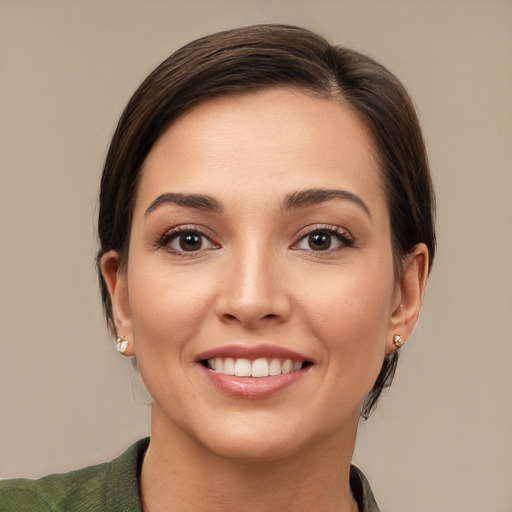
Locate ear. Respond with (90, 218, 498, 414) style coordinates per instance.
(100, 250, 134, 356)
(386, 243, 429, 354)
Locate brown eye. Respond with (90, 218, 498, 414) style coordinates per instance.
(166, 231, 216, 253)
(308, 232, 331, 250)
(294, 227, 355, 252)
(179, 233, 202, 251)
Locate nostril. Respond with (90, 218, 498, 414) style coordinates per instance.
(217, 296, 291, 327)
(222, 312, 279, 323)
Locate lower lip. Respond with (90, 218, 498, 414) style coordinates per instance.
(199, 365, 310, 399)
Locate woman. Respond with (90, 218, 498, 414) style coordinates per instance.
(1, 24, 435, 511)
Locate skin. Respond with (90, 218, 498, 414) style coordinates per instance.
(102, 88, 428, 511)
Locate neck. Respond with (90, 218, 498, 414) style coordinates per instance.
(140, 408, 360, 512)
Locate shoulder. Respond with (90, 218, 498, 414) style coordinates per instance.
(0, 463, 109, 512)
(0, 438, 149, 512)
(350, 464, 382, 512)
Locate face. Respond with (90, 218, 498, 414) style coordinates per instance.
(104, 88, 424, 462)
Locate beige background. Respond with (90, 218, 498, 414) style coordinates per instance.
(1, 1, 511, 511)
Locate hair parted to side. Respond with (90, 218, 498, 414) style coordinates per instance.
(97, 24, 436, 419)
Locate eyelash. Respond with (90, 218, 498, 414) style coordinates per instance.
(154, 225, 219, 255)
(154, 224, 355, 255)
(293, 225, 356, 252)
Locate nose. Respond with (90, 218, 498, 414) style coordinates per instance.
(215, 244, 292, 329)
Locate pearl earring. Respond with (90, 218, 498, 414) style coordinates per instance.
(116, 336, 130, 354)
(393, 334, 405, 348)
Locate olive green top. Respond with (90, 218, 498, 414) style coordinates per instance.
(0, 438, 381, 511)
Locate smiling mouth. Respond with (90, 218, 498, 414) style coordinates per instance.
(201, 357, 312, 378)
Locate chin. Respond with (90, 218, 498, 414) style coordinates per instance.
(162, 409, 312, 464)
(192, 409, 357, 465)
(205, 429, 308, 464)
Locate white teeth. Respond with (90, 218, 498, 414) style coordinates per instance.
(269, 358, 282, 376)
(251, 358, 269, 377)
(281, 359, 293, 374)
(234, 358, 252, 377)
(207, 357, 305, 377)
(223, 357, 235, 375)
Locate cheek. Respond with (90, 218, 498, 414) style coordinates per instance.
(126, 259, 217, 353)
(125, 261, 220, 412)
(297, 263, 395, 376)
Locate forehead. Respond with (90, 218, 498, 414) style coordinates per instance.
(136, 88, 386, 215)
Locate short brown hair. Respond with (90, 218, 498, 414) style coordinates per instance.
(97, 24, 436, 418)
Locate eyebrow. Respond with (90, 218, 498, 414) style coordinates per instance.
(145, 193, 223, 217)
(282, 189, 371, 217)
(144, 188, 370, 218)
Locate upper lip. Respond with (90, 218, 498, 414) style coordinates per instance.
(197, 344, 312, 363)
